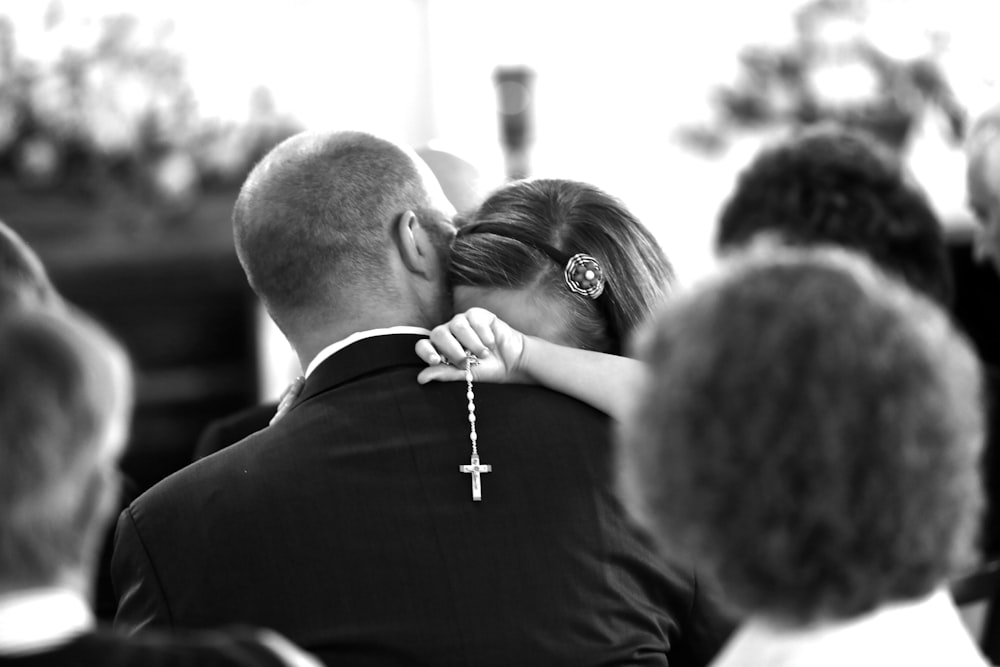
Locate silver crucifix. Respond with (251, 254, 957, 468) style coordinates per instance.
(459, 453, 492, 501)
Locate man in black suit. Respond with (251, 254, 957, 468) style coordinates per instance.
(0, 303, 319, 667)
(112, 130, 732, 665)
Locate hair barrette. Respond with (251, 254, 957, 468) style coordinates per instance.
(460, 223, 609, 299)
(564, 253, 605, 299)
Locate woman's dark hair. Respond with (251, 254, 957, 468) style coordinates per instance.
(449, 179, 674, 354)
(715, 124, 953, 306)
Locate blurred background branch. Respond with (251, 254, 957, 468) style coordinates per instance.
(678, 0, 968, 155)
(0, 0, 300, 237)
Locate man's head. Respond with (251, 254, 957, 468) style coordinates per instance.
(0, 219, 56, 311)
(716, 124, 953, 306)
(0, 305, 132, 594)
(619, 245, 983, 626)
(233, 131, 456, 355)
(965, 107, 1000, 273)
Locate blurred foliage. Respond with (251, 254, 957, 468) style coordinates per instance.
(679, 0, 967, 155)
(0, 1, 301, 228)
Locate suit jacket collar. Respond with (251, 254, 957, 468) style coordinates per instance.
(291, 333, 428, 410)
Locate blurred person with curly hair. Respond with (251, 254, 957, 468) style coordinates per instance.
(716, 123, 1000, 566)
(618, 245, 988, 666)
(715, 124, 953, 306)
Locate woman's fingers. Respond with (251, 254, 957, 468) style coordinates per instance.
(415, 338, 444, 365)
(464, 308, 497, 352)
(430, 317, 485, 362)
(417, 364, 465, 384)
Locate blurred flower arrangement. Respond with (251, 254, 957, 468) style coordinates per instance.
(679, 0, 968, 155)
(0, 2, 301, 230)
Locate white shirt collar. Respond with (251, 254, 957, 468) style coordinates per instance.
(0, 587, 94, 655)
(713, 589, 988, 667)
(304, 326, 431, 378)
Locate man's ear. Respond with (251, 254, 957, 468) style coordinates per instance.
(395, 210, 435, 278)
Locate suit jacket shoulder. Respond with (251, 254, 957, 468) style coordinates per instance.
(113, 334, 733, 666)
(193, 403, 278, 462)
(0, 628, 289, 667)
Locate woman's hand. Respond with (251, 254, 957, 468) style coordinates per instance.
(416, 307, 529, 385)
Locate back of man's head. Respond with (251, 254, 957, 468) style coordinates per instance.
(619, 244, 983, 625)
(0, 305, 132, 592)
(715, 125, 953, 306)
(233, 131, 454, 331)
(0, 220, 56, 311)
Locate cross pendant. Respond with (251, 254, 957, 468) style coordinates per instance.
(459, 454, 492, 501)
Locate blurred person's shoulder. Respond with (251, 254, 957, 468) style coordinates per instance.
(0, 626, 318, 667)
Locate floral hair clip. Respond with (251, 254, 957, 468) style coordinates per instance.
(459, 223, 609, 300)
(564, 253, 605, 299)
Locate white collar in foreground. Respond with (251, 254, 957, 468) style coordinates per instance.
(305, 326, 431, 378)
(0, 587, 94, 656)
(713, 588, 988, 667)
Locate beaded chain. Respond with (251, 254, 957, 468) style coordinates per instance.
(458, 351, 491, 501)
(466, 352, 479, 457)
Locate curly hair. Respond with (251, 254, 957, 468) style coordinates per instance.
(618, 245, 983, 625)
(449, 178, 675, 354)
(715, 124, 953, 306)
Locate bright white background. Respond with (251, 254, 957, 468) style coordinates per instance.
(4, 0, 999, 396)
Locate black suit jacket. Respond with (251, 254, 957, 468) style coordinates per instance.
(113, 334, 732, 666)
(0, 628, 289, 666)
(193, 403, 277, 461)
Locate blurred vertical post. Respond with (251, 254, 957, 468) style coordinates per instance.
(494, 66, 534, 181)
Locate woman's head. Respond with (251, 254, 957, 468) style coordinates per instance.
(448, 179, 674, 354)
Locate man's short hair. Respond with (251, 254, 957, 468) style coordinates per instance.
(233, 131, 451, 321)
(0, 219, 55, 311)
(619, 245, 983, 625)
(0, 306, 132, 587)
(715, 125, 953, 306)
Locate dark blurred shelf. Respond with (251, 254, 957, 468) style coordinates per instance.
(1, 182, 260, 492)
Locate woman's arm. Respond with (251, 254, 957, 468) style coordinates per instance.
(415, 307, 641, 421)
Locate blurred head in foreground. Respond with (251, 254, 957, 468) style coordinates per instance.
(716, 124, 953, 306)
(0, 305, 132, 596)
(619, 244, 983, 626)
(0, 218, 56, 312)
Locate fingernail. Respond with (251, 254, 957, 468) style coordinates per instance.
(479, 348, 490, 357)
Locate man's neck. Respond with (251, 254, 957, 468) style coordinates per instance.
(290, 313, 420, 372)
(303, 325, 431, 377)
